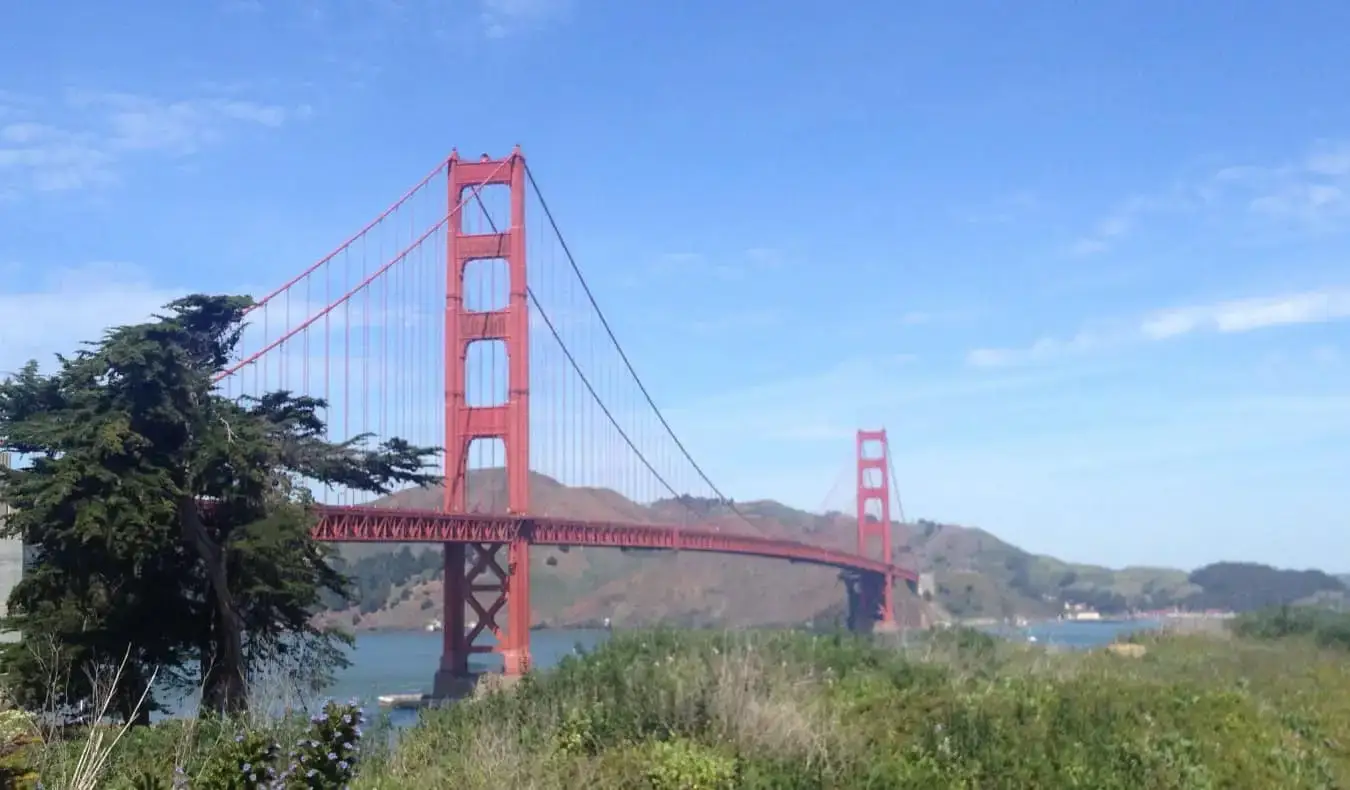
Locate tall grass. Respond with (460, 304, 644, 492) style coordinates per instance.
(1, 650, 379, 789)
(353, 626, 1350, 788)
(6, 613, 1350, 788)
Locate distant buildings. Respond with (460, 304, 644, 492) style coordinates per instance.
(0, 451, 20, 642)
(1061, 601, 1103, 621)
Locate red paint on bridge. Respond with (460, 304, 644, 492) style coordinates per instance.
(218, 147, 916, 694)
(312, 505, 918, 579)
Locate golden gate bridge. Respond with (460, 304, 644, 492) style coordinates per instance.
(213, 148, 916, 696)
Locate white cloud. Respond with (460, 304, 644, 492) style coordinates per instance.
(1068, 192, 1193, 256)
(967, 286, 1350, 368)
(965, 331, 1104, 368)
(0, 264, 187, 375)
(1249, 183, 1349, 224)
(71, 92, 289, 155)
(1140, 288, 1350, 340)
(0, 90, 298, 197)
(0, 122, 114, 193)
(1067, 139, 1350, 255)
(1209, 141, 1350, 229)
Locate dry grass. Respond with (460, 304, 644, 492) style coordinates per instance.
(348, 626, 1350, 788)
(23, 649, 157, 790)
(10, 616, 1350, 788)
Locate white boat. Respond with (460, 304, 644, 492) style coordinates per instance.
(377, 693, 429, 710)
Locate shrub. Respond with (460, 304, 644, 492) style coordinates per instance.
(20, 622, 1350, 788)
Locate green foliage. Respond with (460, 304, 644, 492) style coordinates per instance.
(32, 702, 367, 789)
(356, 628, 1350, 788)
(0, 294, 438, 719)
(283, 700, 364, 787)
(15, 626, 1350, 788)
(323, 548, 443, 616)
(934, 539, 1347, 619)
(1190, 563, 1347, 612)
(1232, 605, 1350, 649)
(0, 709, 39, 788)
(195, 726, 282, 788)
(635, 739, 737, 790)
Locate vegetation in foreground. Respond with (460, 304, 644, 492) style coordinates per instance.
(0, 294, 437, 721)
(0, 607, 1346, 788)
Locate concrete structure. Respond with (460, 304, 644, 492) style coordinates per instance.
(0, 451, 21, 642)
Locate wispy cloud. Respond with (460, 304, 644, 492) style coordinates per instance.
(1237, 141, 1350, 228)
(69, 91, 293, 154)
(0, 90, 300, 197)
(1068, 191, 1193, 256)
(0, 263, 188, 374)
(1139, 288, 1350, 340)
(966, 331, 1105, 368)
(687, 308, 784, 335)
(479, 0, 571, 38)
(1067, 139, 1350, 255)
(0, 122, 115, 193)
(961, 190, 1042, 226)
(967, 286, 1350, 367)
(650, 247, 787, 282)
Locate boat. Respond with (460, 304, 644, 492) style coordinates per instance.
(377, 693, 430, 710)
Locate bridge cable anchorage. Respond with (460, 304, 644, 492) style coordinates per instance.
(463, 190, 685, 504)
(522, 165, 757, 530)
(213, 158, 511, 384)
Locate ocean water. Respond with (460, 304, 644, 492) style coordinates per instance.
(154, 628, 610, 722)
(331, 628, 612, 702)
(984, 618, 1164, 648)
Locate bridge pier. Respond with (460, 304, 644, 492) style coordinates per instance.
(432, 538, 532, 698)
(844, 570, 894, 633)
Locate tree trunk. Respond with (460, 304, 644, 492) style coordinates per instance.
(177, 497, 248, 715)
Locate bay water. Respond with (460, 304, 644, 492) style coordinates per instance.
(158, 620, 1161, 724)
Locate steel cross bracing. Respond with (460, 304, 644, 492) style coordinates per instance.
(311, 505, 918, 581)
(216, 146, 918, 691)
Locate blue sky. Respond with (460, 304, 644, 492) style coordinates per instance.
(2, 0, 1348, 571)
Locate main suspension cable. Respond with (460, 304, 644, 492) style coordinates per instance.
(524, 164, 754, 526)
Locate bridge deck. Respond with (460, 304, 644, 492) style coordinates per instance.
(313, 505, 916, 583)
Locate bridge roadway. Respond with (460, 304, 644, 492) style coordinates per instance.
(312, 505, 918, 584)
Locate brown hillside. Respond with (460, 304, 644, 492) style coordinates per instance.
(321, 470, 1181, 630)
(321, 468, 927, 629)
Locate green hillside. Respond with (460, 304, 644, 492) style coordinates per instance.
(318, 485, 1348, 628)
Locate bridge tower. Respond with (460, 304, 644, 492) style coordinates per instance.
(435, 148, 532, 697)
(853, 429, 896, 629)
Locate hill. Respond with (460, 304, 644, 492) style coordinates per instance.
(314, 470, 1348, 630)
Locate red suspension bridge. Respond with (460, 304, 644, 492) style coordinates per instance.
(214, 148, 916, 696)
